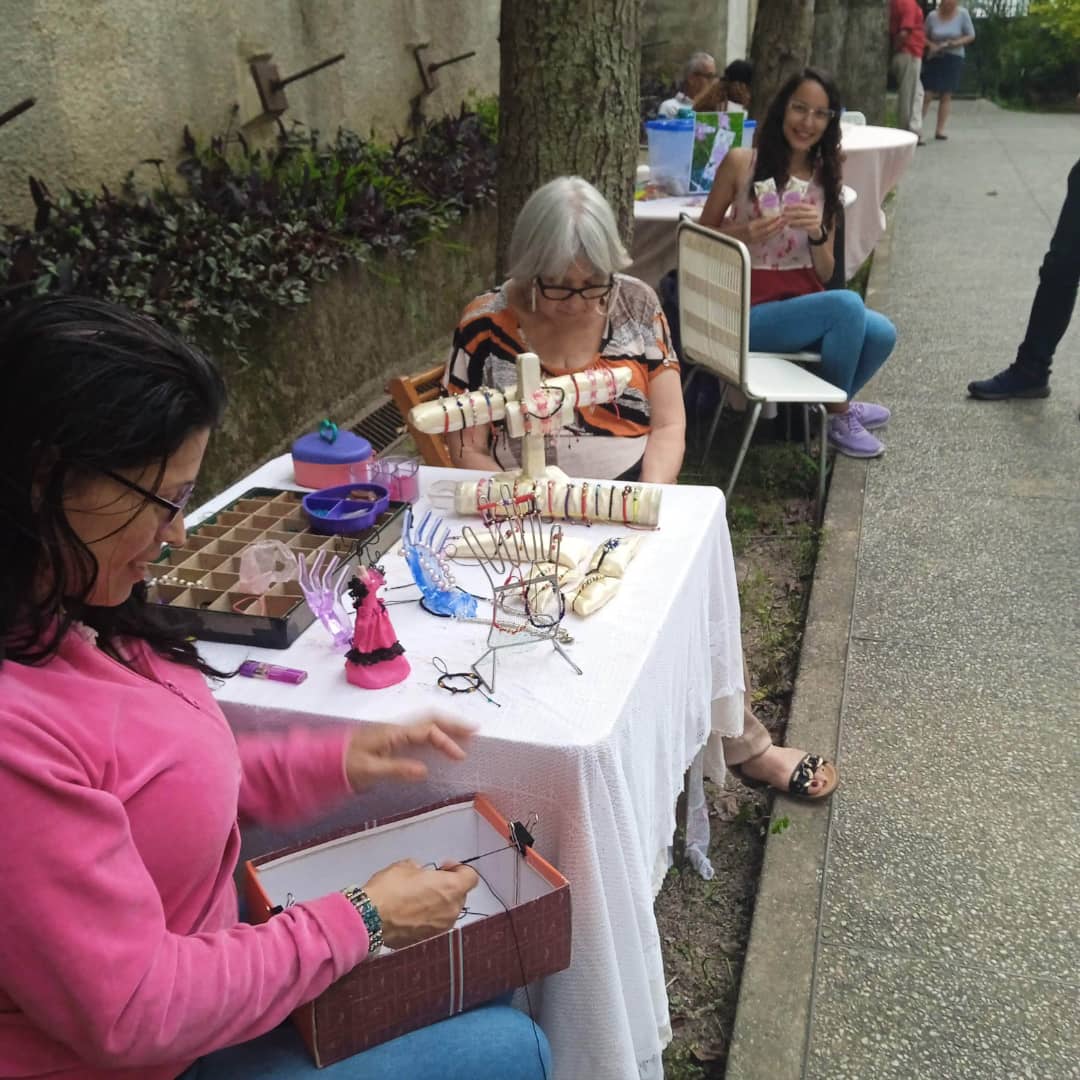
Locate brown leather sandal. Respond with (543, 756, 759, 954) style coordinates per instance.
(732, 753, 839, 802)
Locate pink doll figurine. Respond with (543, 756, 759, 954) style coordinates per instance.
(344, 565, 410, 689)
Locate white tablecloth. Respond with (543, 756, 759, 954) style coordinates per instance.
(190, 455, 745, 1080)
(628, 195, 709, 290)
(628, 185, 859, 291)
(839, 123, 918, 273)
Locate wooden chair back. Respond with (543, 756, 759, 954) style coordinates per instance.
(386, 363, 453, 468)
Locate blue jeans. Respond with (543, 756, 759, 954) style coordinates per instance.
(179, 1002, 551, 1080)
(749, 290, 897, 398)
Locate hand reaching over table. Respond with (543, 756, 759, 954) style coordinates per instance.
(345, 712, 476, 791)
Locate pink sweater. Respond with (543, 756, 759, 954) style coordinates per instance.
(0, 627, 369, 1079)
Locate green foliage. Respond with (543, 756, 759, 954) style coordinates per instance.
(468, 95, 500, 143)
(968, 11, 1079, 107)
(1030, 0, 1080, 45)
(0, 105, 496, 356)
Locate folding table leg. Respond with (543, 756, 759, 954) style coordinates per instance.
(699, 381, 730, 466)
(814, 403, 829, 523)
(727, 400, 763, 499)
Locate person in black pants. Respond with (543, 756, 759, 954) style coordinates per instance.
(968, 156, 1080, 401)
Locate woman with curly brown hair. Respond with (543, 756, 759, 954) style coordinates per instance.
(700, 68, 898, 459)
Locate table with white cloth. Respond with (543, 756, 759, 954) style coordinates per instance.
(838, 123, 918, 273)
(189, 454, 745, 1080)
(628, 194, 710, 291)
(628, 185, 858, 291)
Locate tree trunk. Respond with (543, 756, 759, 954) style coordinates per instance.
(834, 0, 889, 124)
(748, 0, 815, 121)
(496, 0, 640, 278)
(810, 0, 848, 79)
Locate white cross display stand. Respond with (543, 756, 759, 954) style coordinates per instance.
(407, 353, 662, 528)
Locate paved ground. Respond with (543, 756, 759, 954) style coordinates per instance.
(726, 100, 1080, 1080)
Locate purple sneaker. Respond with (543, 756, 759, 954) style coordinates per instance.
(828, 410, 885, 458)
(850, 401, 891, 430)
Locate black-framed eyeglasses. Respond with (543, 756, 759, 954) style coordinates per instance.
(535, 276, 615, 302)
(96, 467, 196, 528)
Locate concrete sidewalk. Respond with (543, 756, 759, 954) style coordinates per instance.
(727, 100, 1080, 1080)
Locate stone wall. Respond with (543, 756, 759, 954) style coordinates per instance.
(640, 0, 754, 85)
(198, 205, 496, 495)
(0, 0, 499, 225)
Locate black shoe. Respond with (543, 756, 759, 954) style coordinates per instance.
(967, 365, 1050, 400)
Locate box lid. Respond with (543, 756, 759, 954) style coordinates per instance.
(292, 428, 372, 465)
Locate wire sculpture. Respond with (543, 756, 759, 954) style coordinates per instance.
(460, 484, 582, 691)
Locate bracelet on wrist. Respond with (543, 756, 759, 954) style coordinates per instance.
(342, 885, 384, 955)
(808, 224, 829, 247)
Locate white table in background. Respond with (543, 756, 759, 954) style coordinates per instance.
(839, 123, 918, 273)
(629, 185, 858, 291)
(189, 455, 745, 1080)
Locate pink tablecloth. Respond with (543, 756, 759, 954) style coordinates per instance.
(839, 123, 918, 273)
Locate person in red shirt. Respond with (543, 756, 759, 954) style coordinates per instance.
(890, 0, 926, 142)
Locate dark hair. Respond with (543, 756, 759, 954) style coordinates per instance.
(752, 67, 843, 230)
(0, 296, 227, 673)
(723, 59, 754, 85)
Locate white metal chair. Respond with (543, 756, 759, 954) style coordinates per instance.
(677, 219, 847, 517)
(841, 110, 867, 125)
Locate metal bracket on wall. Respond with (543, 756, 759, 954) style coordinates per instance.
(250, 52, 346, 116)
(409, 43, 476, 131)
(0, 97, 35, 130)
(412, 43, 476, 95)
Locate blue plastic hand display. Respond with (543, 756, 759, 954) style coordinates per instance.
(401, 507, 478, 619)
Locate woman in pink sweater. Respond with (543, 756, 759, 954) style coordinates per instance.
(0, 298, 551, 1080)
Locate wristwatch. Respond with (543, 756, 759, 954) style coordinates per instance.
(342, 885, 384, 954)
(808, 224, 829, 247)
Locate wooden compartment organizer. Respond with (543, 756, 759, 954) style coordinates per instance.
(148, 487, 407, 648)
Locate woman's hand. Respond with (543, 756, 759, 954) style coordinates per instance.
(363, 860, 480, 949)
(782, 202, 825, 240)
(344, 713, 475, 792)
(746, 214, 786, 245)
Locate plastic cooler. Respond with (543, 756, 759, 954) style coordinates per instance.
(644, 117, 695, 195)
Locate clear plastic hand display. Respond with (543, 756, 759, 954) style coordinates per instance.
(296, 549, 354, 650)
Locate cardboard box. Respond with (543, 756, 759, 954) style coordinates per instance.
(244, 795, 571, 1067)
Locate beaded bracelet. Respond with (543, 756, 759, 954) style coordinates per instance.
(341, 885, 384, 955)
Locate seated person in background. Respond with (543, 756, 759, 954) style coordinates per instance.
(700, 66, 898, 459)
(444, 177, 838, 801)
(445, 175, 685, 484)
(723, 58, 754, 111)
(0, 296, 551, 1080)
(658, 52, 719, 117)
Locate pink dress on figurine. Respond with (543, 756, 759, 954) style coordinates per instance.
(345, 565, 410, 688)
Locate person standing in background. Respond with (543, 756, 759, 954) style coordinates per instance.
(921, 0, 975, 140)
(890, 0, 926, 144)
(968, 156, 1080, 402)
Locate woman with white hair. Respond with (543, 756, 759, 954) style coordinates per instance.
(444, 177, 838, 801)
(445, 175, 685, 484)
